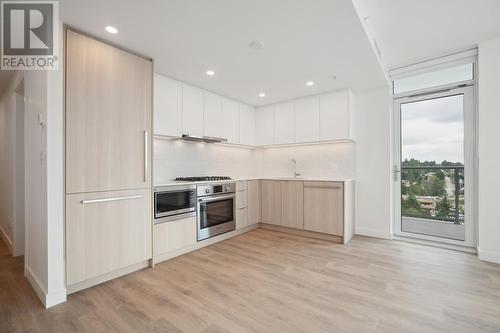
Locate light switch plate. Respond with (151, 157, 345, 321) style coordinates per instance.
(37, 113, 46, 127)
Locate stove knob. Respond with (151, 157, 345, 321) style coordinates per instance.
(226, 186, 230, 191)
(205, 189, 210, 194)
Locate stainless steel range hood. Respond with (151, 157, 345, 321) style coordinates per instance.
(181, 134, 228, 143)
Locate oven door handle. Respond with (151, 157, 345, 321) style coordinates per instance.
(198, 194, 235, 203)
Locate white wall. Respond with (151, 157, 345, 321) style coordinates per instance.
(477, 37, 500, 264)
(351, 86, 393, 239)
(153, 139, 355, 184)
(24, 70, 49, 303)
(23, 65, 66, 308)
(256, 142, 355, 179)
(0, 71, 24, 255)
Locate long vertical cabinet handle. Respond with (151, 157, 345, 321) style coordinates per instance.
(144, 130, 148, 182)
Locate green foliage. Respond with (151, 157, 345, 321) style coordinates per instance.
(436, 195, 452, 219)
(402, 193, 422, 217)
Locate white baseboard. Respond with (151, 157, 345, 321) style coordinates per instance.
(478, 247, 500, 264)
(67, 260, 149, 295)
(354, 227, 393, 240)
(25, 265, 67, 308)
(0, 225, 13, 254)
(45, 288, 67, 308)
(25, 265, 47, 306)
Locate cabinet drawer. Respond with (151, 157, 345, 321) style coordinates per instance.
(236, 181, 248, 191)
(66, 189, 152, 286)
(236, 190, 248, 209)
(154, 217, 196, 255)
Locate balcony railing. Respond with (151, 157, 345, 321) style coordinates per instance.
(401, 165, 464, 224)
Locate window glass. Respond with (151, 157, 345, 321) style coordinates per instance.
(393, 63, 473, 95)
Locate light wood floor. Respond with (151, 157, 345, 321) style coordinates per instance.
(2, 229, 500, 333)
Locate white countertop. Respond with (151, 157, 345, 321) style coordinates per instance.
(154, 176, 354, 187)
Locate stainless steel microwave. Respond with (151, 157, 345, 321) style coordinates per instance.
(154, 184, 196, 223)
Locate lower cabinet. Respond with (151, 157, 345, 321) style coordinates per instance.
(66, 188, 152, 286)
(153, 217, 197, 255)
(247, 180, 261, 225)
(303, 182, 344, 236)
(261, 180, 282, 225)
(281, 181, 304, 229)
(236, 207, 248, 230)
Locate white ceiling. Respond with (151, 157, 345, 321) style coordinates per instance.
(59, 0, 387, 106)
(361, 0, 500, 69)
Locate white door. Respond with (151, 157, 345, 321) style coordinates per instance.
(393, 86, 476, 247)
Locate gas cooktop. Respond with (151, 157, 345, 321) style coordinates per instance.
(174, 176, 232, 182)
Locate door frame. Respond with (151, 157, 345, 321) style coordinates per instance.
(392, 85, 477, 248)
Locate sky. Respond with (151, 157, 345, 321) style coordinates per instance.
(401, 94, 464, 164)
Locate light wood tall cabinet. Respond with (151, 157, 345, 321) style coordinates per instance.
(303, 182, 344, 236)
(281, 181, 304, 229)
(65, 29, 153, 292)
(65, 29, 152, 194)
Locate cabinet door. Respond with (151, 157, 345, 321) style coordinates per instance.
(66, 189, 152, 285)
(303, 182, 344, 235)
(261, 180, 282, 225)
(65, 30, 152, 193)
(281, 181, 304, 229)
(182, 85, 204, 137)
(222, 98, 240, 143)
(154, 217, 196, 256)
(203, 92, 223, 138)
(274, 102, 295, 144)
(239, 104, 255, 145)
(319, 90, 350, 140)
(247, 180, 261, 225)
(153, 74, 182, 137)
(294, 96, 320, 143)
(236, 190, 248, 209)
(236, 207, 248, 230)
(255, 106, 274, 145)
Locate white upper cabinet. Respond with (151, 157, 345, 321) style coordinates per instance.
(294, 96, 320, 143)
(203, 92, 223, 138)
(222, 98, 240, 143)
(274, 101, 295, 144)
(239, 104, 255, 146)
(255, 105, 274, 146)
(153, 74, 182, 137)
(319, 90, 350, 140)
(182, 85, 204, 137)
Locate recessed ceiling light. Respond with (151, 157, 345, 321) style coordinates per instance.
(249, 40, 264, 50)
(306, 81, 314, 86)
(206, 70, 215, 76)
(258, 92, 266, 98)
(105, 26, 118, 34)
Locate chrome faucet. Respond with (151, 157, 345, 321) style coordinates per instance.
(291, 159, 300, 178)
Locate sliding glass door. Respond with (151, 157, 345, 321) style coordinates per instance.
(394, 86, 476, 246)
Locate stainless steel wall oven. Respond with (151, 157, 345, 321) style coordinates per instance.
(197, 183, 236, 241)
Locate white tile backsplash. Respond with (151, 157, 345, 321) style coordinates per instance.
(154, 139, 355, 183)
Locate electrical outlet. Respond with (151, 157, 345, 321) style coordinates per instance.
(37, 113, 46, 127)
